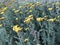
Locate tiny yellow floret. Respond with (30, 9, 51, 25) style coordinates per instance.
(48, 8, 53, 11)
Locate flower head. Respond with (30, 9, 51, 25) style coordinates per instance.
(13, 25, 23, 33)
(0, 17, 5, 20)
(24, 38, 29, 42)
(14, 10, 19, 13)
(16, 18, 18, 21)
(48, 8, 53, 11)
(37, 43, 40, 45)
(24, 15, 33, 23)
(47, 18, 56, 22)
(0, 24, 3, 27)
(0, 12, 4, 14)
(36, 17, 44, 22)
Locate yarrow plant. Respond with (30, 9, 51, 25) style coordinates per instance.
(0, 1, 60, 45)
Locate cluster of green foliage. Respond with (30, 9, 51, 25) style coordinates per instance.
(0, 2, 60, 45)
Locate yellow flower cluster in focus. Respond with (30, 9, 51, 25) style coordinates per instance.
(13, 25, 23, 33)
(0, 7, 7, 14)
(24, 15, 33, 23)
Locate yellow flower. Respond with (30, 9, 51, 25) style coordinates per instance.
(29, 3, 33, 6)
(0, 24, 3, 27)
(29, 10, 32, 12)
(36, 17, 44, 22)
(12, 8, 15, 11)
(25, 27, 29, 31)
(24, 38, 29, 42)
(36, 2, 40, 5)
(0, 17, 5, 20)
(16, 18, 18, 21)
(20, 12, 23, 14)
(14, 10, 19, 13)
(24, 18, 31, 23)
(0, 12, 4, 14)
(36, 2, 40, 4)
(48, 8, 53, 11)
(47, 18, 56, 22)
(24, 15, 33, 23)
(44, 16, 48, 18)
(19, 6, 22, 8)
(3, 7, 7, 11)
(13, 25, 23, 33)
(28, 15, 33, 18)
(57, 16, 60, 18)
(37, 43, 40, 45)
(30, 5, 35, 9)
(1, 7, 7, 12)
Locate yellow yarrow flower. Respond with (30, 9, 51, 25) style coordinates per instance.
(13, 25, 23, 33)
(48, 8, 53, 11)
(1, 7, 7, 12)
(16, 18, 18, 21)
(24, 18, 31, 23)
(30, 5, 35, 9)
(0, 24, 3, 27)
(3, 7, 7, 10)
(20, 12, 23, 14)
(24, 38, 29, 42)
(36, 17, 44, 22)
(25, 27, 29, 31)
(47, 18, 56, 22)
(14, 10, 19, 13)
(0, 12, 4, 14)
(0, 17, 5, 20)
(29, 10, 32, 12)
(24, 15, 33, 23)
(28, 15, 33, 18)
(29, 3, 33, 6)
(36, 2, 40, 4)
(19, 6, 22, 8)
(37, 43, 40, 45)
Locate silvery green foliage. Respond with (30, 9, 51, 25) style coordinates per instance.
(0, 2, 60, 45)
